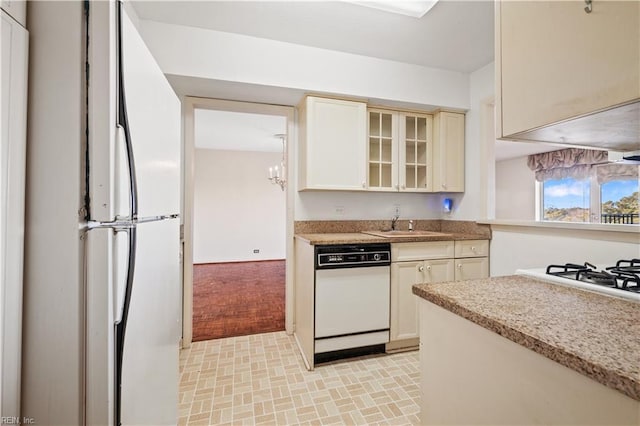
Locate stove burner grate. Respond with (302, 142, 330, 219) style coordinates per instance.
(547, 260, 640, 294)
(546, 263, 591, 280)
(575, 269, 618, 287)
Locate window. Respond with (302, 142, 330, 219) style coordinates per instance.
(540, 176, 639, 224)
(542, 178, 590, 222)
(600, 179, 639, 224)
(530, 148, 639, 225)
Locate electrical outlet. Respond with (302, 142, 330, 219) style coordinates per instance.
(253, 249, 260, 253)
(334, 206, 345, 216)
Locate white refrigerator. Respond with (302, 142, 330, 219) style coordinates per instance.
(98, 4, 182, 425)
(106, 4, 182, 425)
(23, 2, 181, 425)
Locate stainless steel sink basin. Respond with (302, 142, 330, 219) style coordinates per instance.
(363, 230, 451, 238)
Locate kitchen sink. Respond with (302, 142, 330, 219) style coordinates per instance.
(363, 230, 452, 238)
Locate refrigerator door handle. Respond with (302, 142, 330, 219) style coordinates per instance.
(84, 214, 178, 232)
(115, 2, 137, 424)
(136, 214, 179, 224)
(85, 216, 135, 232)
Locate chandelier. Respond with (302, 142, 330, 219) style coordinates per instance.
(268, 133, 286, 191)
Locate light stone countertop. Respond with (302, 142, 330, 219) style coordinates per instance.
(412, 275, 640, 401)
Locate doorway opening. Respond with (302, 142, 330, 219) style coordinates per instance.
(182, 98, 295, 346)
(192, 260, 285, 341)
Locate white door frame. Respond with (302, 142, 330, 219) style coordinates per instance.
(181, 97, 295, 348)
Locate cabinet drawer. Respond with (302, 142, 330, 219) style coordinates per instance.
(454, 240, 489, 258)
(392, 241, 454, 262)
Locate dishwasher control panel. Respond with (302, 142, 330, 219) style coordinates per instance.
(315, 243, 391, 269)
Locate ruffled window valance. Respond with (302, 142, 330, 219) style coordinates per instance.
(595, 163, 639, 184)
(527, 148, 609, 182)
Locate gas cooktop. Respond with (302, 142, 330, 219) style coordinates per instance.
(517, 259, 640, 302)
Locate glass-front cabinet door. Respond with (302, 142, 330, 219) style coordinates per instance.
(368, 109, 397, 190)
(401, 113, 433, 192)
(367, 109, 434, 192)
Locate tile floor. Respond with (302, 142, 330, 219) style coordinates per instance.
(179, 332, 420, 425)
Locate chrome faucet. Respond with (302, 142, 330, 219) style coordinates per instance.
(409, 220, 414, 232)
(391, 214, 399, 231)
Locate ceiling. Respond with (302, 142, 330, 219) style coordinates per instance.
(131, 0, 495, 73)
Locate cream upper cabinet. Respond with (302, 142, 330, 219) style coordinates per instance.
(298, 96, 367, 191)
(433, 111, 465, 193)
(367, 109, 398, 191)
(299, 98, 465, 192)
(367, 109, 434, 192)
(496, 0, 640, 139)
(401, 113, 433, 192)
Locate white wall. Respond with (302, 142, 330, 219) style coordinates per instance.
(491, 157, 638, 275)
(193, 149, 285, 263)
(139, 20, 470, 111)
(490, 226, 640, 276)
(138, 19, 501, 223)
(446, 61, 495, 221)
(295, 191, 443, 221)
(495, 156, 536, 220)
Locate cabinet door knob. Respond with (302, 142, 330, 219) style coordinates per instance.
(395, 184, 399, 190)
(471, 246, 476, 252)
(418, 266, 424, 272)
(401, 184, 406, 190)
(362, 181, 366, 188)
(426, 265, 431, 271)
(457, 263, 462, 269)
(442, 183, 446, 189)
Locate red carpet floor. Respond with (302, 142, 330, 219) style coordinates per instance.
(192, 260, 285, 342)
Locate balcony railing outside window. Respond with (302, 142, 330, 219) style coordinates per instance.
(601, 213, 639, 224)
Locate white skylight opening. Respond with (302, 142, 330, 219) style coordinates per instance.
(344, 1, 440, 18)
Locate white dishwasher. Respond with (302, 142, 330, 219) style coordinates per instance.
(314, 243, 391, 363)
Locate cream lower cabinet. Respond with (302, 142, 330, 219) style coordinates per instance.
(388, 241, 454, 351)
(454, 257, 489, 281)
(454, 240, 489, 280)
(388, 239, 489, 352)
